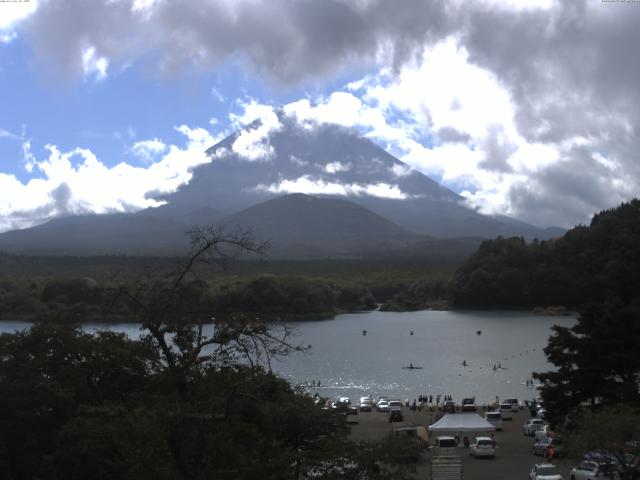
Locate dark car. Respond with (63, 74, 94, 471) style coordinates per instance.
(389, 409, 403, 422)
(443, 400, 456, 413)
(461, 398, 477, 412)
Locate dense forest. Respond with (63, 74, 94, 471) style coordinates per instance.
(0, 255, 455, 321)
(449, 199, 640, 309)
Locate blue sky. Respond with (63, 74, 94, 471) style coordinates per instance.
(1, 0, 639, 232)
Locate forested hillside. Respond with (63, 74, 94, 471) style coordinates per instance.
(450, 199, 640, 308)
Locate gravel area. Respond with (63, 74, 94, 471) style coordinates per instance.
(348, 407, 577, 479)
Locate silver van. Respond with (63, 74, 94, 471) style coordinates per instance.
(485, 411, 503, 430)
(504, 397, 519, 412)
(433, 436, 458, 456)
(499, 403, 513, 420)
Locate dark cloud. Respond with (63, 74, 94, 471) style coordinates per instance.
(17, 0, 640, 227)
(435, 127, 471, 144)
(478, 125, 516, 173)
(508, 145, 628, 228)
(22, 0, 456, 83)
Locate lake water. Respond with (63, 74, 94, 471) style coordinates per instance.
(0, 310, 574, 404)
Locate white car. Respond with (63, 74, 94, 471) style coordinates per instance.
(523, 418, 546, 436)
(535, 426, 550, 442)
(359, 399, 373, 412)
(505, 397, 520, 412)
(469, 436, 496, 458)
(569, 461, 619, 480)
(499, 403, 514, 420)
(529, 463, 564, 480)
(388, 399, 402, 410)
(377, 400, 390, 412)
(485, 411, 503, 430)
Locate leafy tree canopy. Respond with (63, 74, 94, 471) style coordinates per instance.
(450, 199, 640, 309)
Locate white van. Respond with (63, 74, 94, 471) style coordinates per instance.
(433, 436, 458, 456)
(499, 403, 513, 420)
(504, 398, 519, 412)
(485, 411, 503, 430)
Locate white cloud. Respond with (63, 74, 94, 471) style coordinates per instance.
(130, 138, 167, 163)
(230, 102, 282, 161)
(0, 125, 216, 233)
(0, 128, 19, 140)
(82, 46, 109, 81)
(0, 0, 37, 43)
(390, 163, 412, 177)
(324, 161, 350, 174)
(289, 154, 307, 167)
(255, 175, 409, 200)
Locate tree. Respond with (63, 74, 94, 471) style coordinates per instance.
(0, 226, 418, 479)
(566, 406, 640, 480)
(534, 301, 640, 428)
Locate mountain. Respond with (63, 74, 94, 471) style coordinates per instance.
(0, 205, 222, 256)
(219, 193, 419, 258)
(0, 112, 561, 257)
(161, 112, 558, 239)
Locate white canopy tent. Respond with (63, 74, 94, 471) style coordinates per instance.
(428, 413, 495, 433)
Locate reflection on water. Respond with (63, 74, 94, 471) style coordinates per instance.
(273, 310, 574, 404)
(0, 309, 574, 404)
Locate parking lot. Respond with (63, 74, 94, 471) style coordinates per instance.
(348, 406, 576, 479)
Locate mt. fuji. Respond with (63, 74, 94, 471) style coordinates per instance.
(0, 112, 560, 257)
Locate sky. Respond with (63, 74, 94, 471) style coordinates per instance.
(1, 0, 639, 233)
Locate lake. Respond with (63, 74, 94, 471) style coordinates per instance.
(0, 309, 574, 404)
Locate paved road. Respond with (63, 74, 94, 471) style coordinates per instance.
(348, 407, 576, 479)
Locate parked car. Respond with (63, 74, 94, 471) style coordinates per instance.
(485, 411, 503, 431)
(332, 397, 357, 415)
(523, 418, 546, 436)
(505, 397, 520, 412)
(433, 436, 458, 456)
(461, 397, 477, 412)
(569, 460, 619, 480)
(359, 399, 373, 412)
(377, 400, 390, 412)
(469, 436, 496, 458)
(388, 400, 402, 410)
(583, 450, 619, 465)
(529, 463, 564, 480)
(533, 436, 564, 457)
(535, 425, 551, 442)
(499, 403, 514, 420)
(389, 409, 403, 422)
(443, 400, 456, 413)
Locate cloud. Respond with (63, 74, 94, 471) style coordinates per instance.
(0, 0, 38, 43)
(255, 175, 409, 200)
(230, 103, 282, 161)
(0, 125, 216, 233)
(324, 161, 350, 174)
(0, 128, 20, 140)
(130, 138, 167, 163)
(81, 46, 109, 81)
(6, 0, 640, 228)
(17, 0, 458, 82)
